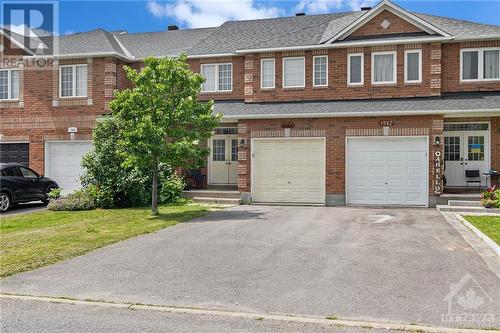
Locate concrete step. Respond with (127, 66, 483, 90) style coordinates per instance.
(436, 205, 500, 213)
(190, 197, 241, 205)
(183, 190, 240, 199)
(447, 200, 481, 207)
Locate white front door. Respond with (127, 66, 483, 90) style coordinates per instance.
(444, 126, 490, 187)
(209, 135, 238, 185)
(346, 137, 428, 206)
(252, 138, 325, 204)
(45, 141, 92, 195)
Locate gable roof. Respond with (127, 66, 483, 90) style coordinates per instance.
(322, 0, 452, 44)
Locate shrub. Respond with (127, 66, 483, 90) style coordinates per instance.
(480, 186, 500, 208)
(159, 172, 186, 204)
(48, 189, 95, 211)
(47, 187, 61, 199)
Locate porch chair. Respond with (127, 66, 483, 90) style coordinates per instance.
(185, 169, 206, 190)
(465, 170, 481, 192)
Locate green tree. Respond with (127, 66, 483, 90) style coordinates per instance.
(110, 54, 220, 215)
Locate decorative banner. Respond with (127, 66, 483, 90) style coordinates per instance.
(434, 150, 443, 195)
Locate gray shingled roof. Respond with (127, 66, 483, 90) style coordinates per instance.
(415, 13, 500, 40)
(214, 93, 500, 119)
(115, 27, 217, 59)
(56, 29, 128, 57)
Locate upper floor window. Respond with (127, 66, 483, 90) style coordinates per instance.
(461, 48, 500, 82)
(260, 58, 275, 89)
(404, 49, 422, 83)
(347, 53, 363, 86)
(372, 51, 397, 85)
(201, 63, 232, 92)
(283, 57, 305, 88)
(313, 55, 328, 87)
(0, 69, 20, 100)
(60, 64, 87, 98)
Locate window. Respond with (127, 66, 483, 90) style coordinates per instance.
(347, 53, 363, 85)
(313, 55, 328, 87)
(201, 63, 232, 92)
(19, 166, 38, 178)
(59, 64, 87, 97)
(444, 137, 460, 161)
(372, 51, 397, 84)
(283, 57, 305, 88)
(444, 123, 489, 131)
(461, 48, 500, 82)
(231, 139, 238, 161)
(404, 49, 422, 83)
(0, 69, 20, 100)
(260, 58, 275, 89)
(212, 139, 225, 161)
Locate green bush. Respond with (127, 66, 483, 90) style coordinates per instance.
(47, 187, 61, 199)
(159, 172, 186, 204)
(48, 189, 96, 211)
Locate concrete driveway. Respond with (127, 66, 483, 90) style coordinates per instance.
(1, 206, 499, 327)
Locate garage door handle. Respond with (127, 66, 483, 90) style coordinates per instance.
(287, 181, 291, 184)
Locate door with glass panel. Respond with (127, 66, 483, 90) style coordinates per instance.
(444, 123, 490, 187)
(209, 135, 238, 184)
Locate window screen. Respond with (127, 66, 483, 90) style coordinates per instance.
(261, 59, 275, 89)
(283, 57, 305, 87)
(406, 52, 420, 82)
(462, 51, 479, 80)
(349, 55, 362, 84)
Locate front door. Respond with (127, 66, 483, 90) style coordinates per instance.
(444, 124, 490, 187)
(209, 135, 238, 185)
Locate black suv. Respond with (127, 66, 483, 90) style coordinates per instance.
(0, 163, 59, 212)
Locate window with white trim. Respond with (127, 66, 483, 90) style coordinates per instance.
(0, 69, 20, 100)
(59, 64, 87, 97)
(347, 53, 363, 85)
(260, 58, 275, 89)
(404, 49, 422, 83)
(283, 57, 305, 88)
(461, 48, 500, 82)
(313, 55, 328, 87)
(201, 63, 233, 92)
(372, 51, 396, 84)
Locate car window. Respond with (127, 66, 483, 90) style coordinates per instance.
(1, 167, 19, 177)
(19, 167, 38, 178)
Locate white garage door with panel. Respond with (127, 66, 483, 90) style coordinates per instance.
(346, 137, 428, 206)
(45, 141, 92, 194)
(252, 138, 325, 204)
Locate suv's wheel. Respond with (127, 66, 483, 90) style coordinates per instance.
(0, 193, 11, 213)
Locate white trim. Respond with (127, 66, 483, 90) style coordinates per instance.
(200, 62, 233, 93)
(325, 0, 451, 44)
(260, 58, 275, 89)
(404, 49, 422, 84)
(371, 50, 397, 85)
(460, 47, 500, 83)
(250, 137, 326, 205)
(347, 53, 364, 86)
(221, 109, 500, 121)
(312, 55, 328, 87)
(186, 53, 236, 59)
(345, 135, 429, 208)
(59, 64, 88, 98)
(112, 35, 134, 59)
(282, 56, 306, 88)
(0, 68, 20, 101)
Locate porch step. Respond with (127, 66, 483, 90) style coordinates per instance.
(191, 197, 241, 205)
(436, 193, 481, 205)
(447, 200, 481, 207)
(207, 184, 238, 191)
(183, 190, 240, 199)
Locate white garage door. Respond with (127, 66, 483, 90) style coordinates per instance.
(45, 141, 92, 195)
(346, 137, 428, 206)
(252, 138, 325, 204)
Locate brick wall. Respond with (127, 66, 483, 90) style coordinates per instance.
(237, 115, 444, 197)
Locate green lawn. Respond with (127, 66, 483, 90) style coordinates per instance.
(0, 204, 218, 277)
(463, 215, 500, 245)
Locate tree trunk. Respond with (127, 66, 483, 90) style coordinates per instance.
(151, 163, 159, 215)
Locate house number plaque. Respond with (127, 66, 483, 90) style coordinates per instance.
(380, 120, 394, 126)
(434, 150, 443, 195)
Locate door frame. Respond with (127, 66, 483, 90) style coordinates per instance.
(207, 134, 239, 185)
(345, 135, 430, 207)
(443, 121, 491, 187)
(44, 140, 93, 179)
(250, 137, 327, 204)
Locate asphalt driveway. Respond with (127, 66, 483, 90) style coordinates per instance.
(1, 206, 499, 327)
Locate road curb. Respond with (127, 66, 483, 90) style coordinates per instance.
(1, 293, 495, 333)
(455, 214, 500, 256)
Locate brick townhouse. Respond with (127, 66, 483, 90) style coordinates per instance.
(1, 0, 499, 206)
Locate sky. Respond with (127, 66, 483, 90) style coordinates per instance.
(56, 0, 500, 35)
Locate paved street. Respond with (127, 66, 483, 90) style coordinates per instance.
(1, 206, 499, 329)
